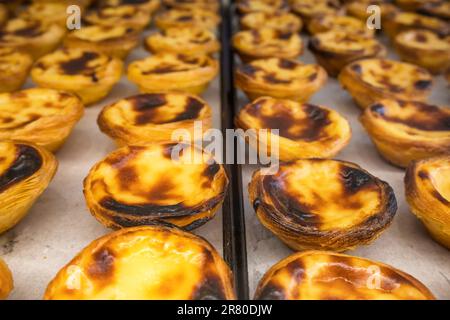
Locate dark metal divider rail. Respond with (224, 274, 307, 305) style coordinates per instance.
(220, 0, 249, 300)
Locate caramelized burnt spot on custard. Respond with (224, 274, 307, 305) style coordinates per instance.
(390, 12, 450, 37)
(155, 8, 220, 30)
(418, 1, 450, 20)
(308, 15, 374, 37)
(0, 143, 42, 192)
(140, 54, 214, 75)
(0, 18, 45, 42)
(254, 252, 435, 300)
(396, 29, 450, 51)
(67, 25, 138, 43)
(161, 27, 216, 45)
(237, 0, 289, 14)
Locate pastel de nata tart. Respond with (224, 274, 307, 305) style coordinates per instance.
(395, 0, 440, 12)
(36, 0, 94, 10)
(0, 258, 13, 300)
(84, 5, 152, 30)
(99, 0, 161, 14)
(360, 100, 450, 168)
(418, 1, 450, 21)
(18, 2, 69, 28)
(0, 47, 32, 93)
(127, 53, 218, 95)
(405, 156, 450, 249)
(338, 58, 433, 110)
(235, 97, 351, 162)
(307, 15, 375, 37)
(394, 29, 450, 75)
(0, 18, 65, 60)
(163, 0, 219, 12)
(254, 251, 435, 300)
(346, 1, 399, 22)
(44, 225, 235, 300)
(235, 58, 327, 102)
(98, 92, 212, 146)
(0, 88, 84, 152)
(155, 8, 221, 31)
(290, 0, 342, 24)
(236, 0, 289, 14)
(31, 49, 123, 105)
(64, 25, 140, 60)
(309, 31, 387, 77)
(0, 140, 57, 235)
(232, 29, 303, 62)
(249, 159, 396, 251)
(145, 27, 220, 56)
(240, 12, 303, 33)
(383, 12, 450, 39)
(83, 143, 229, 230)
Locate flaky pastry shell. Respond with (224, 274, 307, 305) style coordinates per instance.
(31, 48, 123, 105)
(235, 58, 327, 102)
(240, 11, 302, 33)
(405, 156, 450, 249)
(254, 251, 435, 300)
(98, 92, 212, 146)
(83, 143, 229, 230)
(360, 99, 450, 168)
(0, 47, 32, 93)
(249, 159, 396, 252)
(0, 88, 84, 152)
(154, 8, 220, 31)
(0, 140, 57, 235)
(84, 5, 152, 30)
(44, 225, 235, 300)
(338, 58, 433, 109)
(0, 258, 13, 300)
(127, 53, 218, 95)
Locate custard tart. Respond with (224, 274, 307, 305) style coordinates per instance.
(18, 2, 69, 28)
(309, 31, 387, 77)
(418, 1, 450, 21)
(44, 225, 235, 300)
(384, 12, 450, 39)
(0, 88, 84, 152)
(291, 0, 342, 24)
(64, 25, 140, 59)
(236, 0, 289, 14)
(235, 58, 327, 102)
(232, 28, 303, 62)
(405, 156, 450, 249)
(338, 58, 433, 110)
(249, 159, 396, 251)
(254, 251, 435, 300)
(163, 0, 219, 12)
(36, 0, 94, 10)
(395, 0, 440, 12)
(155, 8, 220, 31)
(307, 15, 375, 37)
(235, 97, 351, 161)
(84, 5, 152, 30)
(31, 48, 123, 105)
(0, 258, 13, 300)
(145, 27, 220, 56)
(98, 92, 212, 146)
(100, 0, 161, 14)
(394, 29, 450, 75)
(127, 53, 218, 95)
(240, 12, 302, 33)
(83, 143, 229, 230)
(0, 18, 65, 60)
(360, 100, 450, 168)
(0, 47, 32, 93)
(346, 1, 399, 22)
(0, 140, 57, 235)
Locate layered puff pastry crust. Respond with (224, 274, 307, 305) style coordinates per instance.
(384, 12, 450, 39)
(145, 27, 220, 56)
(291, 0, 342, 24)
(394, 29, 450, 75)
(240, 11, 302, 33)
(44, 225, 235, 300)
(84, 5, 152, 30)
(64, 25, 140, 60)
(127, 53, 218, 95)
(249, 159, 396, 252)
(0, 88, 84, 152)
(360, 100, 450, 168)
(405, 156, 450, 249)
(0, 140, 57, 235)
(235, 58, 327, 102)
(254, 251, 435, 300)
(163, 0, 219, 12)
(0, 258, 13, 300)
(309, 31, 386, 77)
(99, 0, 161, 14)
(235, 97, 351, 161)
(31, 49, 123, 105)
(83, 143, 228, 230)
(232, 28, 303, 62)
(236, 0, 289, 14)
(307, 15, 375, 37)
(339, 58, 433, 110)
(0, 47, 32, 93)
(155, 8, 220, 31)
(98, 92, 212, 146)
(0, 18, 65, 60)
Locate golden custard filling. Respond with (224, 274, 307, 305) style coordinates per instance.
(240, 12, 302, 33)
(84, 143, 228, 230)
(237, 0, 289, 13)
(155, 8, 220, 30)
(429, 165, 450, 203)
(84, 5, 151, 28)
(291, 0, 341, 18)
(233, 28, 303, 60)
(310, 31, 384, 55)
(396, 29, 450, 51)
(387, 12, 450, 37)
(18, 2, 68, 27)
(67, 25, 138, 42)
(0, 47, 32, 73)
(44, 226, 235, 300)
(308, 15, 374, 37)
(254, 251, 435, 300)
(100, 0, 161, 13)
(163, 0, 219, 12)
